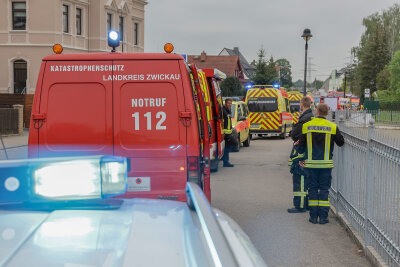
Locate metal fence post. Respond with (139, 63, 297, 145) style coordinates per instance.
(365, 118, 375, 246)
(337, 115, 345, 214)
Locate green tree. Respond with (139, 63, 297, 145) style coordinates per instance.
(353, 4, 400, 100)
(251, 48, 269, 84)
(354, 19, 391, 99)
(377, 51, 400, 102)
(389, 50, 400, 91)
(376, 66, 391, 91)
(265, 56, 279, 84)
(275, 58, 293, 88)
(293, 79, 303, 88)
(220, 76, 244, 96)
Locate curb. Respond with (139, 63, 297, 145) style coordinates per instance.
(330, 206, 389, 267)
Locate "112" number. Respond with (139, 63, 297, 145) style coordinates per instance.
(132, 111, 166, 130)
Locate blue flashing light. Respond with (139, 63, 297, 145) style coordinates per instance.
(273, 83, 280, 89)
(180, 54, 188, 63)
(245, 83, 253, 89)
(0, 156, 128, 205)
(108, 30, 120, 52)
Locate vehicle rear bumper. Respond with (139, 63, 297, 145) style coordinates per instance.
(250, 127, 282, 134)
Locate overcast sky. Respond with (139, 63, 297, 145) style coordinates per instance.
(145, 0, 399, 82)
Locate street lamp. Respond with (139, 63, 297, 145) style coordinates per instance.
(301, 28, 312, 96)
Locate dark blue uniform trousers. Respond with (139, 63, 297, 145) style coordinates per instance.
(304, 168, 332, 219)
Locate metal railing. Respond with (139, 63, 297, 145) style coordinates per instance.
(330, 110, 400, 266)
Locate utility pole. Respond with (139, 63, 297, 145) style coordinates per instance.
(308, 57, 312, 90)
(343, 68, 347, 98)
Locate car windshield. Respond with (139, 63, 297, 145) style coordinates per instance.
(247, 97, 278, 113)
(230, 103, 236, 118)
(290, 101, 301, 113)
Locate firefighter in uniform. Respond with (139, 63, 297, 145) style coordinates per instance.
(222, 98, 234, 167)
(287, 96, 314, 213)
(298, 103, 344, 224)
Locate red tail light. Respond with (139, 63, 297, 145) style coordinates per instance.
(279, 113, 283, 124)
(187, 156, 201, 185)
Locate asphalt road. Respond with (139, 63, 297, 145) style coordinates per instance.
(211, 136, 371, 267)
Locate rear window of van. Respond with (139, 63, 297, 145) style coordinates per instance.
(247, 97, 278, 112)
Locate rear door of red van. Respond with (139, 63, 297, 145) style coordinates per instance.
(35, 61, 113, 157)
(112, 59, 188, 200)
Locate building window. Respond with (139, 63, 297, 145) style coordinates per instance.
(134, 22, 139, 45)
(63, 5, 69, 33)
(107, 13, 112, 34)
(12, 2, 26, 30)
(119, 16, 124, 41)
(14, 60, 27, 94)
(76, 8, 82, 35)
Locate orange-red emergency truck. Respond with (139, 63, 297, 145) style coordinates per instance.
(28, 51, 213, 202)
(245, 85, 293, 138)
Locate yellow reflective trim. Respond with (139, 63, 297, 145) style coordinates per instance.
(309, 203, 319, 206)
(293, 192, 307, 196)
(319, 203, 330, 207)
(325, 134, 331, 161)
(307, 133, 312, 161)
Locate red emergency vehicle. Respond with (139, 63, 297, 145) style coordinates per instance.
(28, 52, 212, 202)
(202, 68, 226, 172)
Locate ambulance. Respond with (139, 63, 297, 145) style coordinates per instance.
(202, 68, 226, 172)
(245, 85, 293, 138)
(288, 92, 302, 124)
(28, 42, 213, 202)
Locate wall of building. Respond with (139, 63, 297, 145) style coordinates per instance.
(0, 0, 147, 94)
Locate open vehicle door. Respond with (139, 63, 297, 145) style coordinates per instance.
(189, 64, 211, 201)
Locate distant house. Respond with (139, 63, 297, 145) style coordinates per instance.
(219, 47, 255, 80)
(329, 69, 345, 91)
(188, 51, 246, 83)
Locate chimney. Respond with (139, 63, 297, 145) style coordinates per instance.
(200, 51, 207, 62)
(233, 47, 239, 54)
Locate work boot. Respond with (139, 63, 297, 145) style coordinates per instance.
(309, 217, 318, 224)
(319, 217, 329, 224)
(223, 162, 234, 167)
(287, 208, 306, 213)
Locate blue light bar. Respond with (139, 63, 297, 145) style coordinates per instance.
(0, 156, 128, 205)
(273, 83, 280, 89)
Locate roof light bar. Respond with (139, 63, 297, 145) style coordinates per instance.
(0, 156, 128, 205)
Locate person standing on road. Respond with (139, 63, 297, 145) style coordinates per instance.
(222, 98, 235, 167)
(287, 96, 314, 213)
(298, 103, 344, 224)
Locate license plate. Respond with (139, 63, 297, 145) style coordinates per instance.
(250, 123, 260, 128)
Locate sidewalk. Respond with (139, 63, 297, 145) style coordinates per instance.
(211, 138, 370, 267)
(0, 129, 29, 160)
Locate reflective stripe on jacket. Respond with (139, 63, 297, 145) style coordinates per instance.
(298, 117, 344, 168)
(223, 106, 232, 135)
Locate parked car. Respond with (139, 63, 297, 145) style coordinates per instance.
(0, 157, 267, 267)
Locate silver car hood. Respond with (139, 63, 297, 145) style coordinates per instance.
(0, 199, 266, 267)
(0, 199, 213, 267)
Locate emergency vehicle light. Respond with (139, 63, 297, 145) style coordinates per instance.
(108, 30, 120, 52)
(0, 156, 128, 205)
(52, 44, 63, 54)
(164, 43, 174, 53)
(273, 83, 280, 89)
